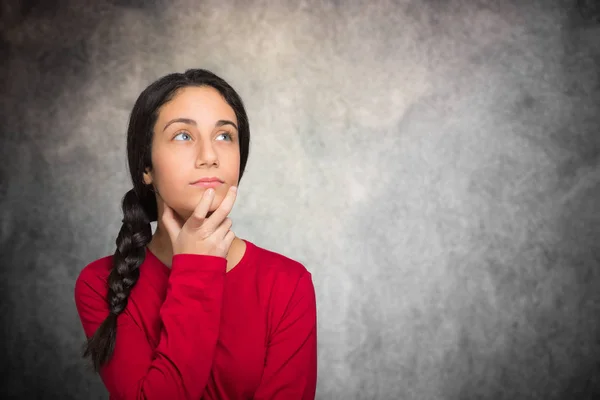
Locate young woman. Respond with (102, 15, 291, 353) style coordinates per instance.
(74, 69, 317, 399)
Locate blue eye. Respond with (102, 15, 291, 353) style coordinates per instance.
(217, 132, 232, 141)
(173, 132, 191, 141)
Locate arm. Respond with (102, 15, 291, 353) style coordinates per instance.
(253, 271, 318, 400)
(74, 254, 226, 400)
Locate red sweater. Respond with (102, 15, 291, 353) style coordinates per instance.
(74, 239, 317, 399)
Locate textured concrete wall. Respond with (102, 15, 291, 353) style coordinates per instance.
(1, 0, 599, 399)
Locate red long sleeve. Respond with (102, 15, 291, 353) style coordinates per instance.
(253, 271, 317, 399)
(74, 240, 317, 399)
(75, 254, 226, 399)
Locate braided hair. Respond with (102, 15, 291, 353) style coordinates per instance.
(82, 69, 251, 372)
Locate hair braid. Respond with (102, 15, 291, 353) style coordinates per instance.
(83, 188, 152, 371)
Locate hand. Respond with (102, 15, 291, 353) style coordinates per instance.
(161, 186, 237, 258)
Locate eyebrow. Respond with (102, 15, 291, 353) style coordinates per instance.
(162, 118, 238, 132)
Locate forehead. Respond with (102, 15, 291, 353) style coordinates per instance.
(156, 86, 237, 125)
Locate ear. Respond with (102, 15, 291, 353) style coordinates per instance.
(143, 168, 153, 185)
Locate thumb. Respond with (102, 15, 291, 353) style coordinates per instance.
(161, 202, 184, 247)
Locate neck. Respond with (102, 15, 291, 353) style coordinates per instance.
(147, 223, 245, 271)
(147, 224, 171, 260)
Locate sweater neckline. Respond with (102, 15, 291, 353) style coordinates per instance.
(145, 238, 255, 276)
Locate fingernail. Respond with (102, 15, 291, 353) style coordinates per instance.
(230, 186, 237, 193)
(207, 188, 214, 195)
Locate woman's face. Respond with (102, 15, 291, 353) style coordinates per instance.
(143, 85, 240, 219)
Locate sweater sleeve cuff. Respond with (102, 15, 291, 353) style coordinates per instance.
(170, 253, 227, 276)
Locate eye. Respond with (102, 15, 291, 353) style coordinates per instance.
(173, 131, 192, 141)
(216, 132, 233, 141)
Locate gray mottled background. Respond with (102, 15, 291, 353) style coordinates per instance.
(1, 0, 599, 399)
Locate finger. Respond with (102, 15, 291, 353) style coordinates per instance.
(213, 217, 233, 239)
(161, 202, 184, 245)
(223, 229, 236, 248)
(185, 188, 216, 231)
(203, 186, 237, 232)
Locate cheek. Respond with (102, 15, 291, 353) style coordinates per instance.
(223, 148, 241, 171)
(152, 154, 190, 191)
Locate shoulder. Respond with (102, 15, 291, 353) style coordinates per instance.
(73, 255, 115, 327)
(248, 240, 310, 278)
(245, 240, 314, 296)
(245, 241, 317, 334)
(74, 254, 113, 299)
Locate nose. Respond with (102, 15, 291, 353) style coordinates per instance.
(195, 140, 219, 168)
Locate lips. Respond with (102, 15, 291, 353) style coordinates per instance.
(191, 177, 224, 184)
(190, 177, 224, 188)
